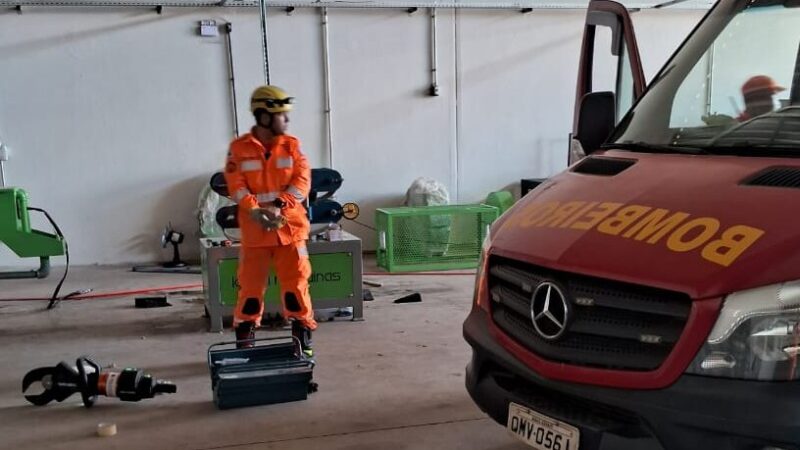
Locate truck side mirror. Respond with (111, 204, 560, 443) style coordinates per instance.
(575, 91, 616, 154)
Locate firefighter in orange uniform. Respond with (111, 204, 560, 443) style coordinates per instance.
(737, 75, 785, 121)
(223, 85, 317, 355)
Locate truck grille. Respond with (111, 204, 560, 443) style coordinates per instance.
(489, 256, 692, 371)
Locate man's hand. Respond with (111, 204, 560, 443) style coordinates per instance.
(248, 207, 272, 228)
(248, 207, 287, 230)
(261, 206, 282, 221)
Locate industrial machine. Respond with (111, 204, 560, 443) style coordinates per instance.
(201, 168, 363, 332)
(0, 188, 65, 279)
(209, 167, 350, 234)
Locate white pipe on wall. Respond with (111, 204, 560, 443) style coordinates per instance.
(0, 140, 7, 188)
(321, 6, 334, 169)
(429, 7, 439, 96)
(453, 7, 460, 203)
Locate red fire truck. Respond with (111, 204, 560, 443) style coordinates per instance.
(463, 0, 800, 449)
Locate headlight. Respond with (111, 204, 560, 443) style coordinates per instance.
(686, 281, 800, 380)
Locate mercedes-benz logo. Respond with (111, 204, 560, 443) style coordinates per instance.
(530, 281, 571, 340)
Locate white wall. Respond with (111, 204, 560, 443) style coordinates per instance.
(0, 6, 704, 266)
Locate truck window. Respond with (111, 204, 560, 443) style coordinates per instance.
(671, 5, 798, 127)
(611, 0, 800, 155)
(588, 17, 637, 123)
(618, 42, 635, 122)
(591, 25, 618, 94)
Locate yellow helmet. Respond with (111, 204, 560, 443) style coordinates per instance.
(250, 85, 294, 114)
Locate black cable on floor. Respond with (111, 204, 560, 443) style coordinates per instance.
(350, 219, 376, 231)
(27, 207, 69, 310)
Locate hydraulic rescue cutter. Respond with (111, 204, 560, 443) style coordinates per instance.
(22, 357, 176, 407)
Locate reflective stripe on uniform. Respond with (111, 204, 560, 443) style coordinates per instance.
(276, 157, 293, 169)
(287, 185, 305, 201)
(240, 160, 263, 172)
(234, 188, 250, 203)
(256, 192, 279, 204)
(298, 246, 309, 258)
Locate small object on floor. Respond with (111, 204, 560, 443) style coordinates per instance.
(394, 292, 422, 304)
(316, 307, 353, 321)
(131, 265, 201, 274)
(22, 357, 176, 407)
(363, 289, 375, 301)
(96, 423, 117, 437)
(363, 280, 383, 288)
(335, 307, 352, 318)
(63, 289, 92, 299)
(134, 295, 171, 308)
(167, 289, 205, 296)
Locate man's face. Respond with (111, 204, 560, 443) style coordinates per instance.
(270, 112, 290, 135)
(744, 91, 776, 118)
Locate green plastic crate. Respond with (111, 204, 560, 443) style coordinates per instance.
(375, 204, 498, 272)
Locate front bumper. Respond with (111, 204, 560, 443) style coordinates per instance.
(463, 307, 800, 450)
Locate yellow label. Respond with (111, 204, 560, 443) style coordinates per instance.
(510, 200, 765, 267)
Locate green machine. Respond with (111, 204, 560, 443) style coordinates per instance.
(201, 233, 363, 333)
(0, 188, 65, 279)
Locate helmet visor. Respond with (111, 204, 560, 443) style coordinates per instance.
(255, 97, 295, 109)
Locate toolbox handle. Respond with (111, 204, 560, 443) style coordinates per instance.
(207, 336, 307, 366)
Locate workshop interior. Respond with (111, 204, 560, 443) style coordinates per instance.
(3, 0, 800, 449)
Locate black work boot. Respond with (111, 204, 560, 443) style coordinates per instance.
(235, 321, 256, 349)
(291, 320, 314, 358)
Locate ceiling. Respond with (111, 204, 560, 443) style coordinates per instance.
(1, 0, 716, 9)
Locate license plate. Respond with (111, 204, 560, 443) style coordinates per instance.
(507, 402, 580, 450)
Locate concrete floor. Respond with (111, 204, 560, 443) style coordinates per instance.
(0, 259, 528, 450)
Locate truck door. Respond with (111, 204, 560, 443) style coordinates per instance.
(570, 0, 646, 164)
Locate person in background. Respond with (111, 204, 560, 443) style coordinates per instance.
(703, 74, 785, 126)
(737, 75, 785, 121)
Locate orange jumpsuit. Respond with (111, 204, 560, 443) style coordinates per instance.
(223, 131, 317, 331)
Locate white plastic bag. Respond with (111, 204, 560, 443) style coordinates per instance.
(197, 185, 236, 238)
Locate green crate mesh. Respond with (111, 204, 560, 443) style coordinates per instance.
(375, 204, 499, 272)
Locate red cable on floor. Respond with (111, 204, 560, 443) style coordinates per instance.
(0, 283, 203, 302)
(1, 272, 474, 302)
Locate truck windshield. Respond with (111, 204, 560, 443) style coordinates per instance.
(610, 0, 800, 157)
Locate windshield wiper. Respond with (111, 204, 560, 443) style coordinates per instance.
(603, 142, 709, 155)
(704, 144, 800, 157)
